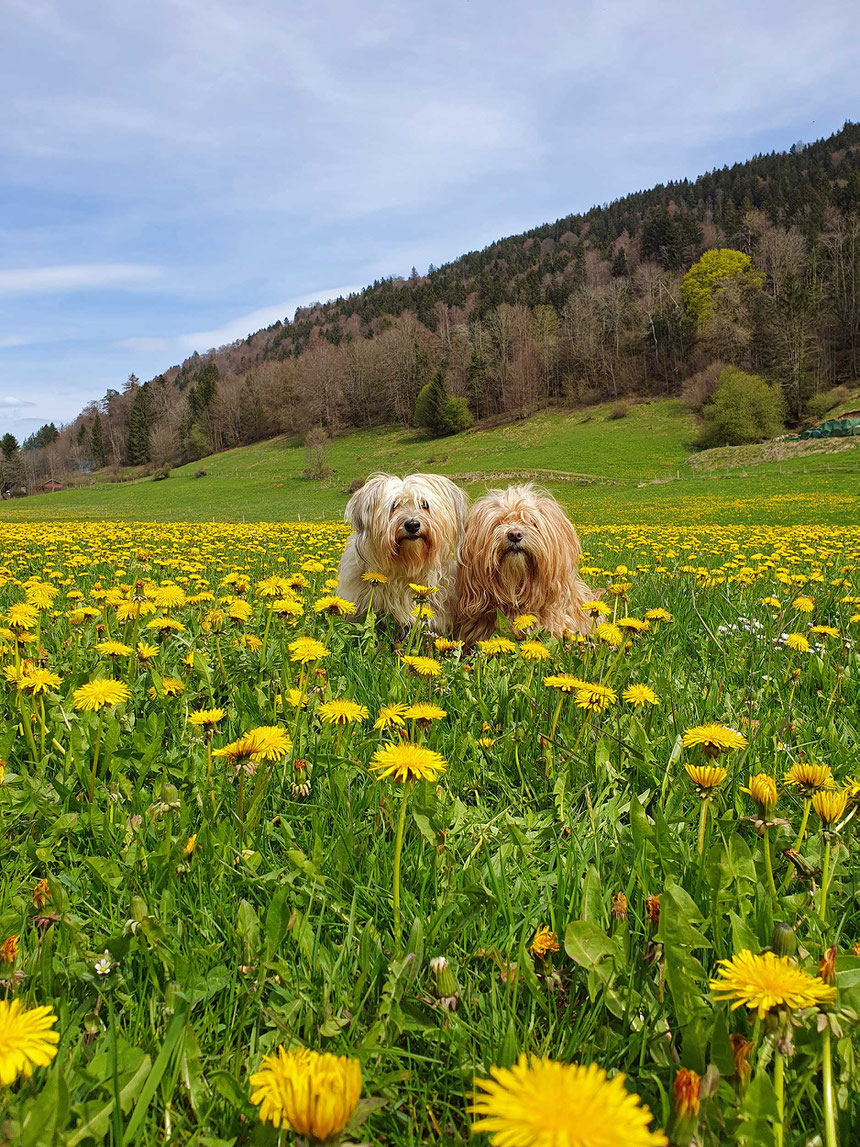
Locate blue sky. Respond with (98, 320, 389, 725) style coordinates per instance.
(1, 0, 857, 436)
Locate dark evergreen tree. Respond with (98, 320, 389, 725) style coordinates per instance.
(0, 436, 27, 497)
(90, 415, 108, 468)
(127, 384, 153, 464)
(1, 433, 19, 460)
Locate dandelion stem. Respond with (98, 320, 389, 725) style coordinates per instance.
(697, 796, 711, 856)
(392, 781, 410, 950)
(87, 708, 106, 802)
(773, 1048, 785, 1147)
(821, 1024, 838, 1147)
(781, 797, 812, 891)
(763, 826, 778, 903)
(819, 836, 832, 923)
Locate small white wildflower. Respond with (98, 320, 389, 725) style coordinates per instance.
(94, 950, 113, 976)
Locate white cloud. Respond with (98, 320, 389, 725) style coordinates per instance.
(0, 264, 163, 296)
(1, 395, 38, 407)
(116, 284, 363, 357)
(0, 335, 32, 348)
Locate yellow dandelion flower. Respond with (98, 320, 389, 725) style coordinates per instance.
(313, 595, 356, 616)
(361, 571, 388, 583)
(622, 683, 659, 707)
(0, 999, 60, 1086)
(136, 642, 159, 661)
(784, 632, 811, 653)
(574, 682, 617, 712)
(369, 742, 446, 784)
(783, 762, 833, 794)
(471, 1055, 667, 1147)
(404, 702, 447, 724)
(543, 673, 585, 693)
(710, 950, 836, 1019)
(400, 655, 442, 677)
(6, 603, 39, 630)
(95, 640, 133, 658)
(477, 637, 516, 656)
(408, 583, 438, 597)
(17, 668, 62, 695)
(681, 723, 747, 758)
(582, 600, 612, 618)
(249, 1046, 361, 1138)
(188, 707, 226, 728)
(519, 640, 550, 661)
(271, 597, 303, 619)
(761, 596, 782, 609)
(411, 603, 435, 621)
(285, 689, 307, 710)
(72, 678, 131, 711)
(288, 637, 330, 664)
(644, 608, 672, 622)
(741, 773, 778, 816)
(318, 699, 369, 726)
(594, 622, 623, 647)
(812, 789, 849, 825)
(512, 614, 538, 631)
(374, 703, 410, 730)
(792, 596, 814, 613)
(434, 637, 463, 652)
(617, 616, 650, 633)
(530, 926, 560, 959)
(685, 763, 728, 793)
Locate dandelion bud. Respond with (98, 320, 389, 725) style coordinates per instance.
(130, 895, 149, 924)
(430, 955, 459, 1003)
(771, 922, 797, 958)
(818, 946, 837, 985)
(744, 772, 777, 818)
(669, 1067, 701, 1144)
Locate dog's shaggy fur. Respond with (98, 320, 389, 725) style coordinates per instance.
(338, 472, 468, 632)
(455, 484, 593, 643)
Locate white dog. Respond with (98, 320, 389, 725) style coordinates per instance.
(338, 472, 469, 632)
(456, 484, 594, 643)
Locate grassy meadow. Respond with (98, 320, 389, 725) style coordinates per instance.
(1, 516, 859, 1146)
(4, 398, 858, 526)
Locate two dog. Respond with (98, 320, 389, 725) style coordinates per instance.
(338, 472, 593, 642)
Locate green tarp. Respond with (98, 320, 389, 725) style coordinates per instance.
(799, 417, 860, 439)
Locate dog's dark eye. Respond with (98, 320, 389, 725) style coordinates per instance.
(391, 501, 398, 513)
(420, 499, 429, 511)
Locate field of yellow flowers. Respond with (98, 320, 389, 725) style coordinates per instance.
(1, 520, 858, 1147)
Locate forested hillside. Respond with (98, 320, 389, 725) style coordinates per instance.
(20, 121, 860, 486)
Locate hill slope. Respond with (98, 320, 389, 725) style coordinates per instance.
(6, 399, 858, 526)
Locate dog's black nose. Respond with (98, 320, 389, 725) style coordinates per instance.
(404, 519, 421, 535)
(507, 529, 523, 543)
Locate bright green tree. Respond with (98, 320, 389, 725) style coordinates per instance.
(681, 249, 765, 330)
(698, 366, 784, 447)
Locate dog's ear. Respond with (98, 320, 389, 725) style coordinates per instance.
(424, 474, 469, 531)
(439, 475, 469, 530)
(345, 473, 395, 533)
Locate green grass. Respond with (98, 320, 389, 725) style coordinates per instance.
(3, 398, 859, 525)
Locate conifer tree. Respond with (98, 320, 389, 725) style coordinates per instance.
(126, 385, 153, 464)
(89, 415, 108, 468)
